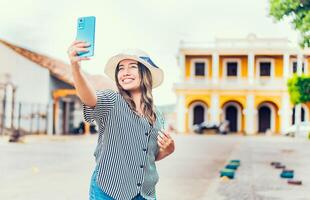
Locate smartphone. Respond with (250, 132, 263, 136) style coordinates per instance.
(76, 16, 96, 57)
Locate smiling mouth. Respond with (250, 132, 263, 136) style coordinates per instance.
(122, 78, 135, 84)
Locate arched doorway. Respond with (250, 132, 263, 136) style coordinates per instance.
(193, 105, 204, 125)
(258, 106, 271, 133)
(223, 101, 242, 133)
(225, 106, 238, 132)
(189, 101, 208, 131)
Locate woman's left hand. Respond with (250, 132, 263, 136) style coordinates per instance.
(157, 129, 175, 155)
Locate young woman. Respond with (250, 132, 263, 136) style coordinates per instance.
(67, 41, 175, 200)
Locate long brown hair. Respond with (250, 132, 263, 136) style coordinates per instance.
(115, 62, 156, 125)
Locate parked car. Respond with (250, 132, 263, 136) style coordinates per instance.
(283, 121, 310, 138)
(193, 120, 229, 134)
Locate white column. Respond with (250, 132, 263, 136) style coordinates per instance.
(212, 53, 219, 84)
(295, 52, 303, 137)
(176, 94, 186, 133)
(244, 94, 255, 135)
(297, 53, 303, 76)
(283, 53, 290, 79)
(247, 53, 254, 84)
(4, 84, 13, 128)
(209, 93, 220, 124)
(179, 52, 186, 80)
(280, 93, 291, 133)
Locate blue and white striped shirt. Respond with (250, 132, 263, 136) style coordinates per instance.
(83, 89, 165, 200)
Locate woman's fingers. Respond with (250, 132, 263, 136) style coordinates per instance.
(159, 131, 171, 142)
(68, 41, 87, 52)
(77, 57, 91, 61)
(157, 140, 166, 149)
(74, 47, 89, 54)
(75, 42, 91, 48)
(68, 47, 89, 57)
(72, 40, 85, 45)
(157, 133, 172, 149)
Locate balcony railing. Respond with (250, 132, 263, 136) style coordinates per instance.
(173, 77, 287, 90)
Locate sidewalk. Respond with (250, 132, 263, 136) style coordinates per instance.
(203, 136, 310, 200)
(1, 134, 309, 200)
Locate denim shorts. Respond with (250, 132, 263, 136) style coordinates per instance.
(89, 166, 147, 200)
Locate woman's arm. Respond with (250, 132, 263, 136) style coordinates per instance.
(67, 40, 116, 107)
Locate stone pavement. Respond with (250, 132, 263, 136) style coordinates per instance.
(0, 134, 309, 200)
(203, 136, 310, 200)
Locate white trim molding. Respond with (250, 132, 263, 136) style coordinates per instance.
(188, 101, 208, 131)
(283, 53, 290, 79)
(176, 94, 186, 133)
(244, 94, 256, 135)
(178, 52, 186, 80)
(223, 58, 242, 80)
(212, 53, 219, 84)
(209, 93, 220, 124)
(248, 53, 255, 84)
(190, 59, 209, 80)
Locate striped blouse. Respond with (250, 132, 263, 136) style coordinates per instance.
(83, 89, 165, 200)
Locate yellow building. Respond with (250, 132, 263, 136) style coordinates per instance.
(174, 34, 310, 134)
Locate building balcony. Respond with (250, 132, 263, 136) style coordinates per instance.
(173, 77, 287, 91)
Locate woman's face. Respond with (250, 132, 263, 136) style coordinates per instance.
(117, 59, 141, 91)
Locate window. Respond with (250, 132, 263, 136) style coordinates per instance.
(227, 62, 238, 77)
(292, 62, 305, 74)
(223, 59, 241, 79)
(194, 62, 205, 76)
(260, 62, 271, 76)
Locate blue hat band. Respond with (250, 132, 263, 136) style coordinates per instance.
(139, 56, 158, 68)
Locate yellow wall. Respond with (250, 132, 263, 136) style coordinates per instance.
(219, 95, 246, 108)
(306, 102, 310, 120)
(274, 56, 284, 77)
(255, 95, 281, 108)
(185, 111, 189, 134)
(185, 94, 210, 107)
(241, 57, 248, 78)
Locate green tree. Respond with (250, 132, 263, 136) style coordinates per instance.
(269, 0, 310, 48)
(287, 75, 310, 104)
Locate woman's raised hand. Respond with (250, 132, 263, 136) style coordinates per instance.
(67, 40, 91, 65)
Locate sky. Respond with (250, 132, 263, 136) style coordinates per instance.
(0, 0, 300, 106)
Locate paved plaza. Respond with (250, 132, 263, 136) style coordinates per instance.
(0, 134, 309, 200)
